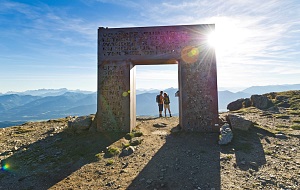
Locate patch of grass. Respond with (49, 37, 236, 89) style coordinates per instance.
(106, 159, 114, 165)
(232, 107, 260, 114)
(276, 124, 289, 128)
(292, 119, 300, 123)
(105, 146, 120, 157)
(287, 110, 300, 115)
(133, 131, 143, 137)
(253, 125, 276, 135)
(264, 149, 273, 155)
(95, 153, 103, 160)
(225, 155, 233, 160)
(125, 131, 143, 140)
(122, 143, 130, 148)
(125, 133, 134, 140)
(291, 124, 300, 130)
(15, 126, 35, 134)
(130, 138, 142, 146)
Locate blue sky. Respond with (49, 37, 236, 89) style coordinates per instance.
(0, 0, 299, 93)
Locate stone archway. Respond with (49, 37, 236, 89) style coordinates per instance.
(97, 24, 218, 132)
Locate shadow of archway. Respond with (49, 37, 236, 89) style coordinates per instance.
(220, 127, 270, 171)
(0, 129, 124, 189)
(127, 132, 221, 190)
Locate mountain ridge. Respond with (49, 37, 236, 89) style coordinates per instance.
(1, 84, 300, 127)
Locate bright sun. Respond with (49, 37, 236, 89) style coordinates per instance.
(206, 18, 249, 56)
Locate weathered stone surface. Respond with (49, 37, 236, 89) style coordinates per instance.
(227, 99, 245, 111)
(250, 95, 273, 110)
(153, 123, 167, 128)
(227, 114, 253, 131)
(275, 95, 289, 101)
(227, 98, 252, 111)
(129, 137, 143, 146)
(121, 146, 135, 156)
(97, 24, 218, 132)
(218, 123, 233, 145)
(243, 98, 251, 108)
(68, 115, 93, 131)
(275, 133, 288, 139)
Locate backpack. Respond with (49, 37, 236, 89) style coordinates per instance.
(156, 95, 160, 103)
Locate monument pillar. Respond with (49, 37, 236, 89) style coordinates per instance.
(97, 60, 135, 132)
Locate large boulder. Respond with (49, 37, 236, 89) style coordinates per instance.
(218, 123, 233, 145)
(227, 114, 253, 131)
(243, 98, 251, 108)
(68, 115, 94, 132)
(250, 95, 273, 110)
(227, 98, 251, 111)
(227, 99, 244, 111)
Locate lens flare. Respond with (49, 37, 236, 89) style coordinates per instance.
(181, 46, 200, 63)
(1, 163, 9, 171)
(207, 31, 217, 47)
(122, 90, 130, 97)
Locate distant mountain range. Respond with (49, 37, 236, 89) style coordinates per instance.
(1, 84, 299, 127)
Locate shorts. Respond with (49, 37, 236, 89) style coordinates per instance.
(158, 104, 163, 111)
(164, 104, 170, 109)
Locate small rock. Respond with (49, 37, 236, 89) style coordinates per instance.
(218, 124, 233, 145)
(153, 123, 167, 128)
(227, 114, 253, 131)
(249, 161, 258, 167)
(146, 179, 153, 184)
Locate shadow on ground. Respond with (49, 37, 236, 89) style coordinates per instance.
(127, 131, 221, 190)
(220, 126, 271, 171)
(0, 128, 124, 190)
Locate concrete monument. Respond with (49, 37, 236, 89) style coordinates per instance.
(97, 24, 218, 132)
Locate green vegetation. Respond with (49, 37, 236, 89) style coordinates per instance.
(276, 124, 289, 128)
(130, 139, 142, 146)
(106, 159, 114, 165)
(122, 143, 130, 148)
(268, 90, 300, 110)
(125, 133, 134, 140)
(291, 124, 300, 130)
(264, 149, 273, 155)
(232, 107, 261, 114)
(224, 155, 233, 160)
(125, 131, 143, 140)
(15, 126, 35, 134)
(95, 153, 103, 160)
(292, 119, 300, 123)
(253, 124, 276, 135)
(106, 146, 120, 157)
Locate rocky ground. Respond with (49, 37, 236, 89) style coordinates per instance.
(0, 107, 299, 190)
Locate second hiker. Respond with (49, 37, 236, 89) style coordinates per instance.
(163, 92, 172, 117)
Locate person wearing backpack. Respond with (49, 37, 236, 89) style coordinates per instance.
(156, 91, 164, 117)
(163, 92, 172, 117)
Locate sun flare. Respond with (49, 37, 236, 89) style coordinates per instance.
(206, 18, 249, 56)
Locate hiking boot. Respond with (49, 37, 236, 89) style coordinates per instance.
(159, 114, 162, 117)
(170, 114, 172, 117)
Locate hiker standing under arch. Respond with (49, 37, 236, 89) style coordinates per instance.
(163, 92, 172, 117)
(157, 91, 164, 117)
